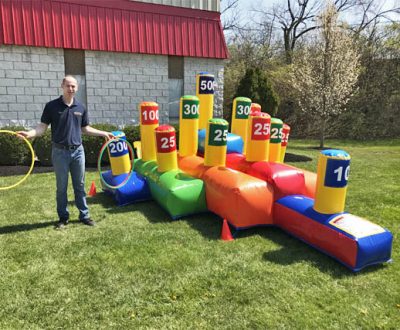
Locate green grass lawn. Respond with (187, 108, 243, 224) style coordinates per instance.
(0, 139, 399, 329)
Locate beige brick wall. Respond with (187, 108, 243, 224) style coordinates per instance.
(0, 45, 64, 127)
(184, 57, 225, 118)
(85, 51, 169, 126)
(0, 45, 225, 128)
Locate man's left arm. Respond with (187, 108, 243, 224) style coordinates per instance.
(81, 125, 114, 140)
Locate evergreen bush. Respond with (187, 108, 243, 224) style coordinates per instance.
(33, 129, 52, 166)
(235, 68, 280, 116)
(0, 126, 32, 165)
(123, 125, 141, 144)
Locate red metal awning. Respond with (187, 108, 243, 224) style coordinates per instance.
(0, 0, 228, 59)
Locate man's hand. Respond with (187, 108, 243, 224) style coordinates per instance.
(16, 123, 48, 139)
(104, 132, 115, 140)
(82, 126, 115, 140)
(17, 131, 34, 139)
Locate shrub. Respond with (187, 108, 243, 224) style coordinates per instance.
(170, 123, 180, 150)
(122, 125, 142, 158)
(82, 123, 118, 167)
(0, 126, 32, 165)
(33, 129, 52, 166)
(235, 67, 280, 115)
(123, 125, 141, 144)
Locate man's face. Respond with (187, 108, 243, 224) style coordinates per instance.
(62, 78, 78, 97)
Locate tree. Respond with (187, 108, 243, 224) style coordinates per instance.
(221, 0, 241, 32)
(289, 2, 360, 148)
(235, 68, 280, 115)
(253, 0, 399, 64)
(334, 22, 400, 140)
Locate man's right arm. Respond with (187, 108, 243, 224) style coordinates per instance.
(18, 122, 49, 139)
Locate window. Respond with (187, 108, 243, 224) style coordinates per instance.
(64, 49, 87, 107)
(168, 56, 184, 79)
(168, 56, 184, 122)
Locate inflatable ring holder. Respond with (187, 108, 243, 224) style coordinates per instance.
(97, 137, 135, 190)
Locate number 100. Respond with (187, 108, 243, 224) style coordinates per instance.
(333, 165, 350, 182)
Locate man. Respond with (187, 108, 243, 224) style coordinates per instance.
(19, 75, 114, 229)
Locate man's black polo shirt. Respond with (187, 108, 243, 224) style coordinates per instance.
(41, 96, 89, 146)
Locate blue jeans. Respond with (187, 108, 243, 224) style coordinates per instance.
(51, 145, 90, 221)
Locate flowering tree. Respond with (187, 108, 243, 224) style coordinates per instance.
(290, 2, 360, 148)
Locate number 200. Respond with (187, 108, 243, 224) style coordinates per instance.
(109, 141, 127, 154)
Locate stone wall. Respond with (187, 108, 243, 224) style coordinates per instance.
(184, 57, 225, 118)
(0, 45, 64, 127)
(0, 45, 225, 128)
(85, 51, 169, 125)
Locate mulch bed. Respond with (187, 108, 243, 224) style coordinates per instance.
(0, 164, 53, 177)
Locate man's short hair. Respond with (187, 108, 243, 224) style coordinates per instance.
(62, 75, 78, 86)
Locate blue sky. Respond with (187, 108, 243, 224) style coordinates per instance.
(222, 0, 400, 25)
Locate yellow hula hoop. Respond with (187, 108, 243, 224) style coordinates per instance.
(0, 130, 35, 190)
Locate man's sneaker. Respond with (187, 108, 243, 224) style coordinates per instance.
(55, 219, 68, 229)
(81, 218, 96, 226)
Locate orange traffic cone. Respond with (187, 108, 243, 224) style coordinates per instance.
(88, 181, 97, 197)
(221, 219, 234, 241)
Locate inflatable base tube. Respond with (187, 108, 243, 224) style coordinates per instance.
(274, 195, 393, 272)
(178, 155, 209, 179)
(198, 129, 243, 154)
(226, 153, 316, 199)
(134, 159, 158, 177)
(135, 159, 207, 219)
(101, 170, 152, 206)
(202, 166, 274, 228)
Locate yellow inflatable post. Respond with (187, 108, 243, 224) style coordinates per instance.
(280, 124, 291, 163)
(268, 118, 283, 162)
(133, 141, 142, 159)
(231, 97, 252, 152)
(196, 72, 215, 130)
(155, 125, 178, 172)
(246, 112, 271, 162)
(108, 131, 131, 176)
(139, 101, 159, 161)
(179, 95, 200, 157)
(204, 118, 229, 167)
(314, 150, 351, 214)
